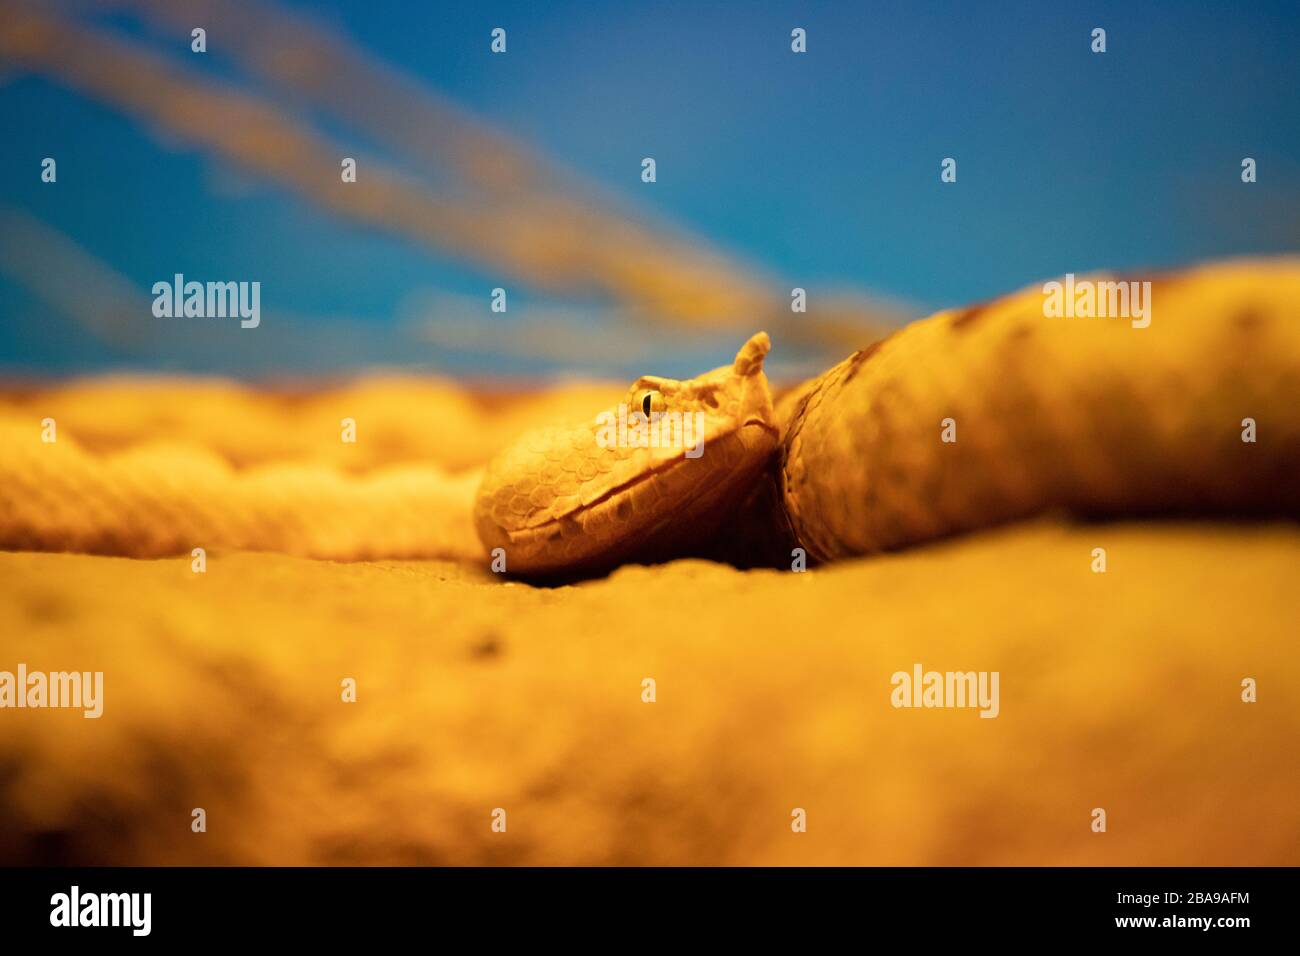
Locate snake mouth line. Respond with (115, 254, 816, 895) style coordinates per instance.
(528, 420, 773, 533)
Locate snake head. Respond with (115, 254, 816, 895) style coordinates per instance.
(474, 332, 779, 577)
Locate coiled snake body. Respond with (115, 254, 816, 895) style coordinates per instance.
(475, 259, 1300, 577)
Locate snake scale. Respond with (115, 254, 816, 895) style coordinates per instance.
(475, 258, 1300, 578)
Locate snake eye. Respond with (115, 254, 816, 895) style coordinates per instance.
(637, 389, 665, 418)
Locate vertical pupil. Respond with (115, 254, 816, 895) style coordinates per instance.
(642, 393, 652, 416)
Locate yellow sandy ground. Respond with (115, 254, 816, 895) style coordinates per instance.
(1, 376, 1296, 863)
(1, 520, 1296, 865)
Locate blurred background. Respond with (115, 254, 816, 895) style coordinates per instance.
(1, 0, 1298, 382)
(1, 1, 1299, 870)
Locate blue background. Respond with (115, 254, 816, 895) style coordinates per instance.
(1, 0, 1297, 377)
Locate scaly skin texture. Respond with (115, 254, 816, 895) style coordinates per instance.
(478, 258, 1300, 573)
(474, 333, 778, 576)
(781, 258, 1300, 561)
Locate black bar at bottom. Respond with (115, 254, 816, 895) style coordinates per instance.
(0, 867, 1290, 941)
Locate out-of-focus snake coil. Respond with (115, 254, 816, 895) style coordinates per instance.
(779, 258, 1300, 563)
